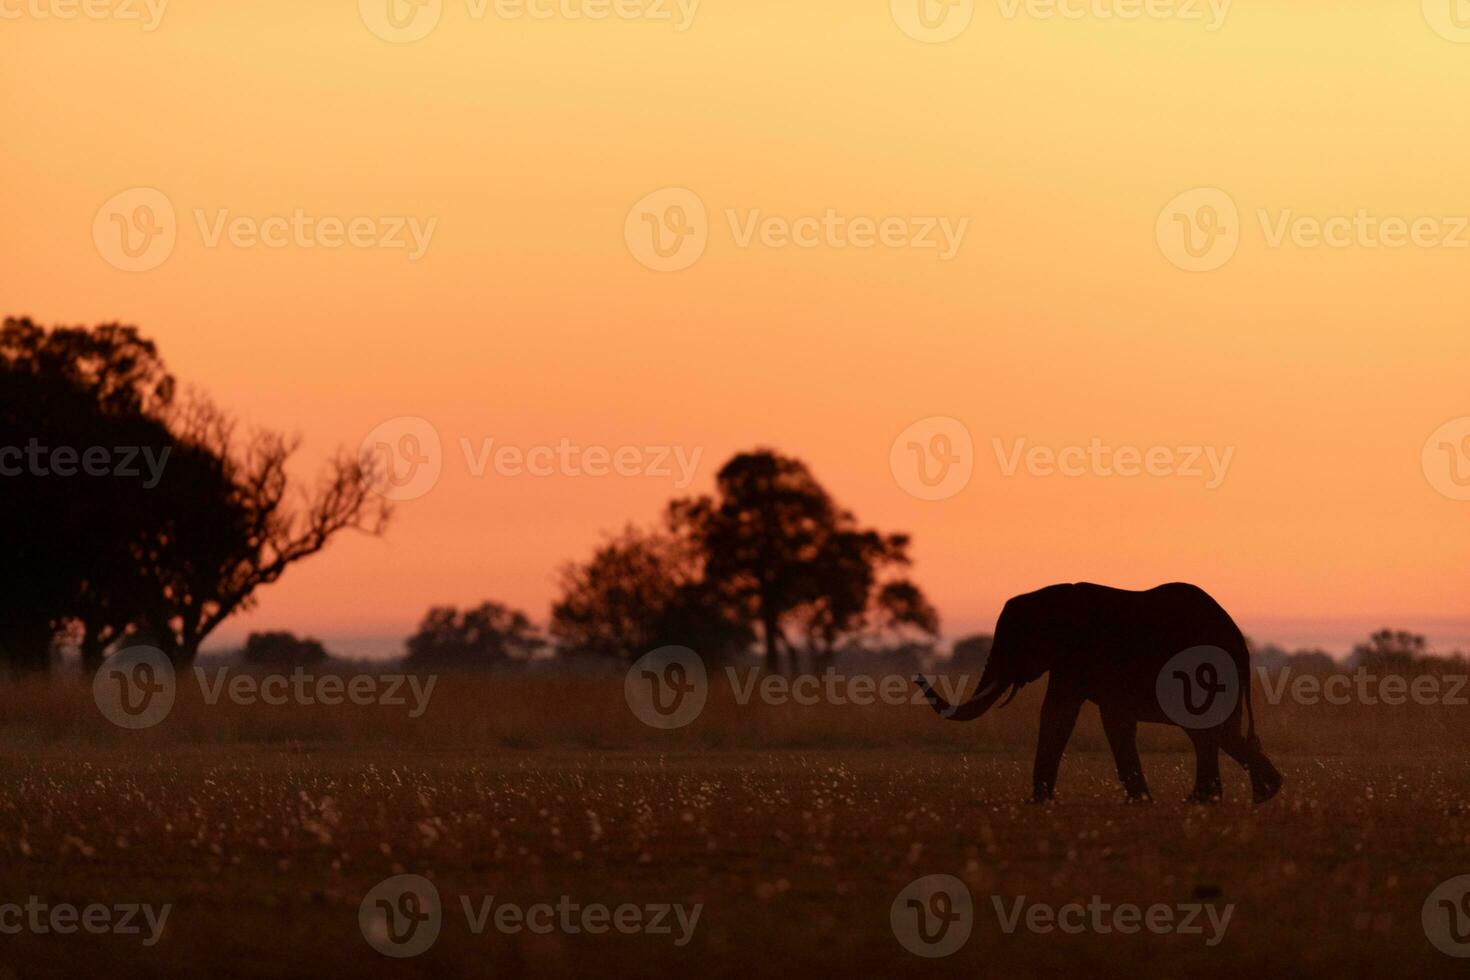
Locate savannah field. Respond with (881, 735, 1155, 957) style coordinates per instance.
(1, 667, 1467, 979)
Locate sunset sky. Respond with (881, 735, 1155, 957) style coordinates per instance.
(5, 1, 1468, 655)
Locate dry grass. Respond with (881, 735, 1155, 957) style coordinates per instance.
(0, 669, 1467, 978)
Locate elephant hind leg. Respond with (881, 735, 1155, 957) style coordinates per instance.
(1184, 729, 1224, 804)
(1221, 728, 1283, 804)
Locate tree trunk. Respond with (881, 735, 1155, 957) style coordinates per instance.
(762, 617, 781, 673)
(80, 629, 106, 673)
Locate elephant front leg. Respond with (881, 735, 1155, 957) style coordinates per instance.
(1101, 710, 1151, 803)
(1027, 687, 1083, 804)
(1185, 730, 1224, 804)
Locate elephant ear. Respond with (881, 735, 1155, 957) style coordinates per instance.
(1000, 585, 1086, 684)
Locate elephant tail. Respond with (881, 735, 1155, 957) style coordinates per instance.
(913, 675, 1010, 721)
(1243, 664, 1260, 749)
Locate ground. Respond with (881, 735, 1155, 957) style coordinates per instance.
(0, 672, 1466, 977)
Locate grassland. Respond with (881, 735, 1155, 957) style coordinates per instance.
(0, 669, 1467, 978)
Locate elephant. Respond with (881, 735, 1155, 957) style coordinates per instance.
(915, 582, 1282, 805)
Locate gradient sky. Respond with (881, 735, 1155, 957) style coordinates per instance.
(4, 1, 1468, 655)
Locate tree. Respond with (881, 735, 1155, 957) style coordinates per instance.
(242, 631, 329, 668)
(405, 602, 546, 669)
(1350, 629, 1429, 672)
(0, 317, 390, 671)
(672, 450, 937, 673)
(0, 318, 177, 671)
(132, 393, 391, 665)
(550, 524, 752, 662)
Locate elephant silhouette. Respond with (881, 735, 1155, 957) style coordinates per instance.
(915, 582, 1282, 805)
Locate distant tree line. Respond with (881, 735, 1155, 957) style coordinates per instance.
(3, 318, 937, 678)
(403, 450, 940, 673)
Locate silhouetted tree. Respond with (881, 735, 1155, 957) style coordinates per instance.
(0, 317, 390, 671)
(0, 318, 177, 671)
(673, 450, 936, 673)
(1350, 629, 1429, 672)
(1248, 639, 1334, 672)
(242, 631, 329, 668)
(550, 524, 752, 662)
(405, 602, 545, 669)
(133, 394, 390, 666)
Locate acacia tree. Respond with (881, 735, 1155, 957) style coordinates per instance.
(133, 393, 391, 665)
(0, 317, 390, 671)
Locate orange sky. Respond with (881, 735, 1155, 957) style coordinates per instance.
(4, 1, 1468, 654)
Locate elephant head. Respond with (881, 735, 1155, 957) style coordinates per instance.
(914, 588, 1077, 720)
